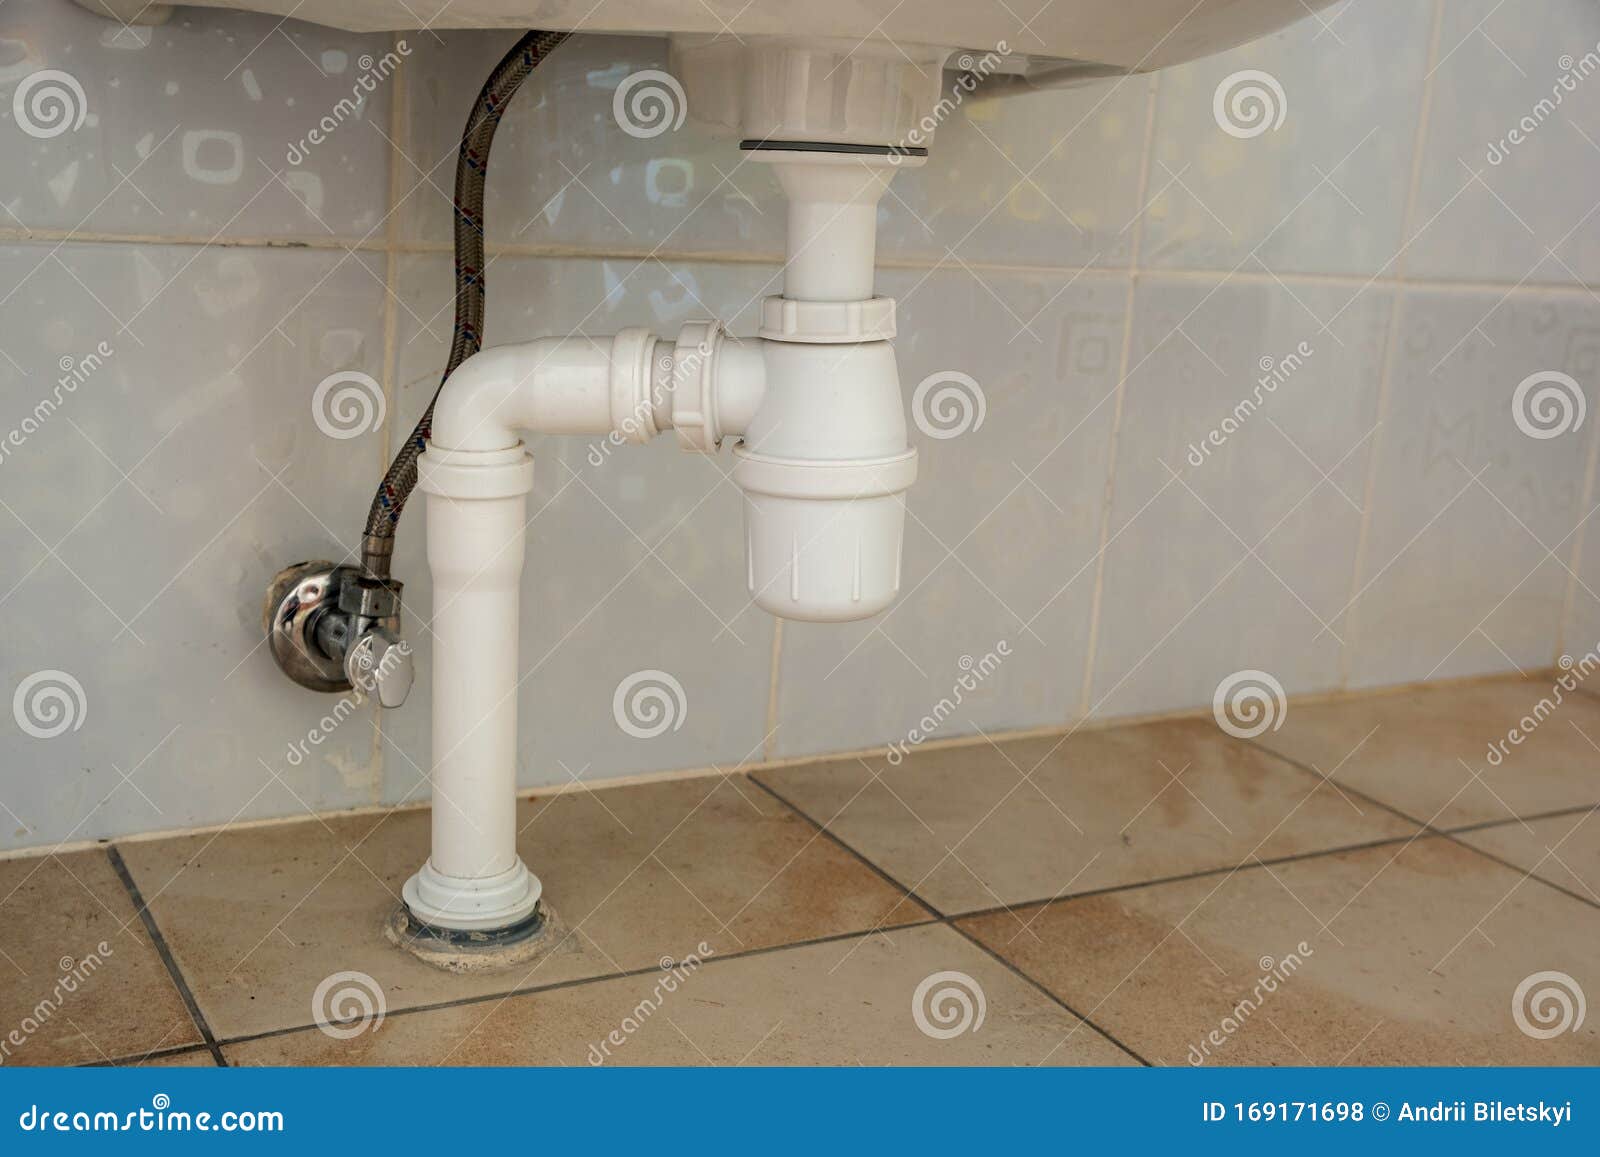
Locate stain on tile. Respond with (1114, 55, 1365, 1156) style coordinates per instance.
(759, 719, 1416, 914)
(117, 775, 928, 1039)
(960, 837, 1600, 1065)
(225, 924, 1134, 1066)
(0, 850, 200, 1065)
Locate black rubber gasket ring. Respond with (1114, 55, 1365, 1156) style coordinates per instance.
(398, 900, 546, 949)
(739, 139, 928, 157)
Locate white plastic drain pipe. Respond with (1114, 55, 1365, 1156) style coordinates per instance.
(401, 151, 922, 933)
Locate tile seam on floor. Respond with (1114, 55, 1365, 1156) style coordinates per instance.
(1245, 736, 1438, 832)
(1243, 738, 1600, 912)
(942, 920, 1152, 1068)
(749, 777, 1152, 1067)
(944, 830, 1430, 925)
(209, 918, 944, 1051)
(103, 846, 228, 1068)
(82, 1044, 219, 1068)
(1444, 801, 1600, 836)
(748, 776, 946, 919)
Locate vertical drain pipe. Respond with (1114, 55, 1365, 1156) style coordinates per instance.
(402, 445, 543, 937)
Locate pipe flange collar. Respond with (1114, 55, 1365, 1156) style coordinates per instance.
(402, 858, 543, 932)
(416, 444, 535, 500)
(758, 296, 896, 344)
(610, 327, 660, 443)
(671, 320, 725, 453)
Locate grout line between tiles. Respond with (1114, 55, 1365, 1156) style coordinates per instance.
(748, 776, 944, 918)
(1245, 736, 1600, 912)
(6, 225, 1600, 299)
(103, 846, 228, 1068)
(947, 830, 1426, 925)
(1442, 800, 1600, 837)
(213, 917, 944, 1053)
(1076, 73, 1157, 723)
(748, 775, 1152, 1066)
(1337, 0, 1445, 692)
(82, 1043, 220, 1069)
(1441, 809, 1600, 914)
(942, 918, 1152, 1066)
(367, 28, 411, 811)
(763, 617, 783, 761)
(1245, 737, 1436, 833)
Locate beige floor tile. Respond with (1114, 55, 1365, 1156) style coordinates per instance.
(1257, 676, 1600, 828)
(0, 850, 201, 1065)
(959, 837, 1600, 1065)
(757, 720, 1416, 915)
(225, 923, 1134, 1066)
(119, 775, 928, 1040)
(1456, 808, 1600, 907)
(120, 1048, 217, 1067)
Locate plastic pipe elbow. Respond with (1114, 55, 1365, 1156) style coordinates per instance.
(431, 333, 661, 452)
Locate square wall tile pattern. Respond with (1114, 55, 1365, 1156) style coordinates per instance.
(0, 0, 1598, 857)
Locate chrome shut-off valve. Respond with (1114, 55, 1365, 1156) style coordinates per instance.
(264, 561, 413, 707)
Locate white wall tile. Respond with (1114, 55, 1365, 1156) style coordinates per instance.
(878, 74, 1150, 270)
(0, 242, 388, 848)
(398, 31, 784, 258)
(1, 0, 394, 238)
(1347, 289, 1600, 686)
(1406, 0, 1600, 285)
(1142, 0, 1433, 276)
(1089, 277, 1392, 719)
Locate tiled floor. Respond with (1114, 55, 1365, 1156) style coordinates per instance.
(2, 674, 1597, 1067)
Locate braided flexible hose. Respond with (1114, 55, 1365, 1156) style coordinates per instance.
(361, 29, 570, 579)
